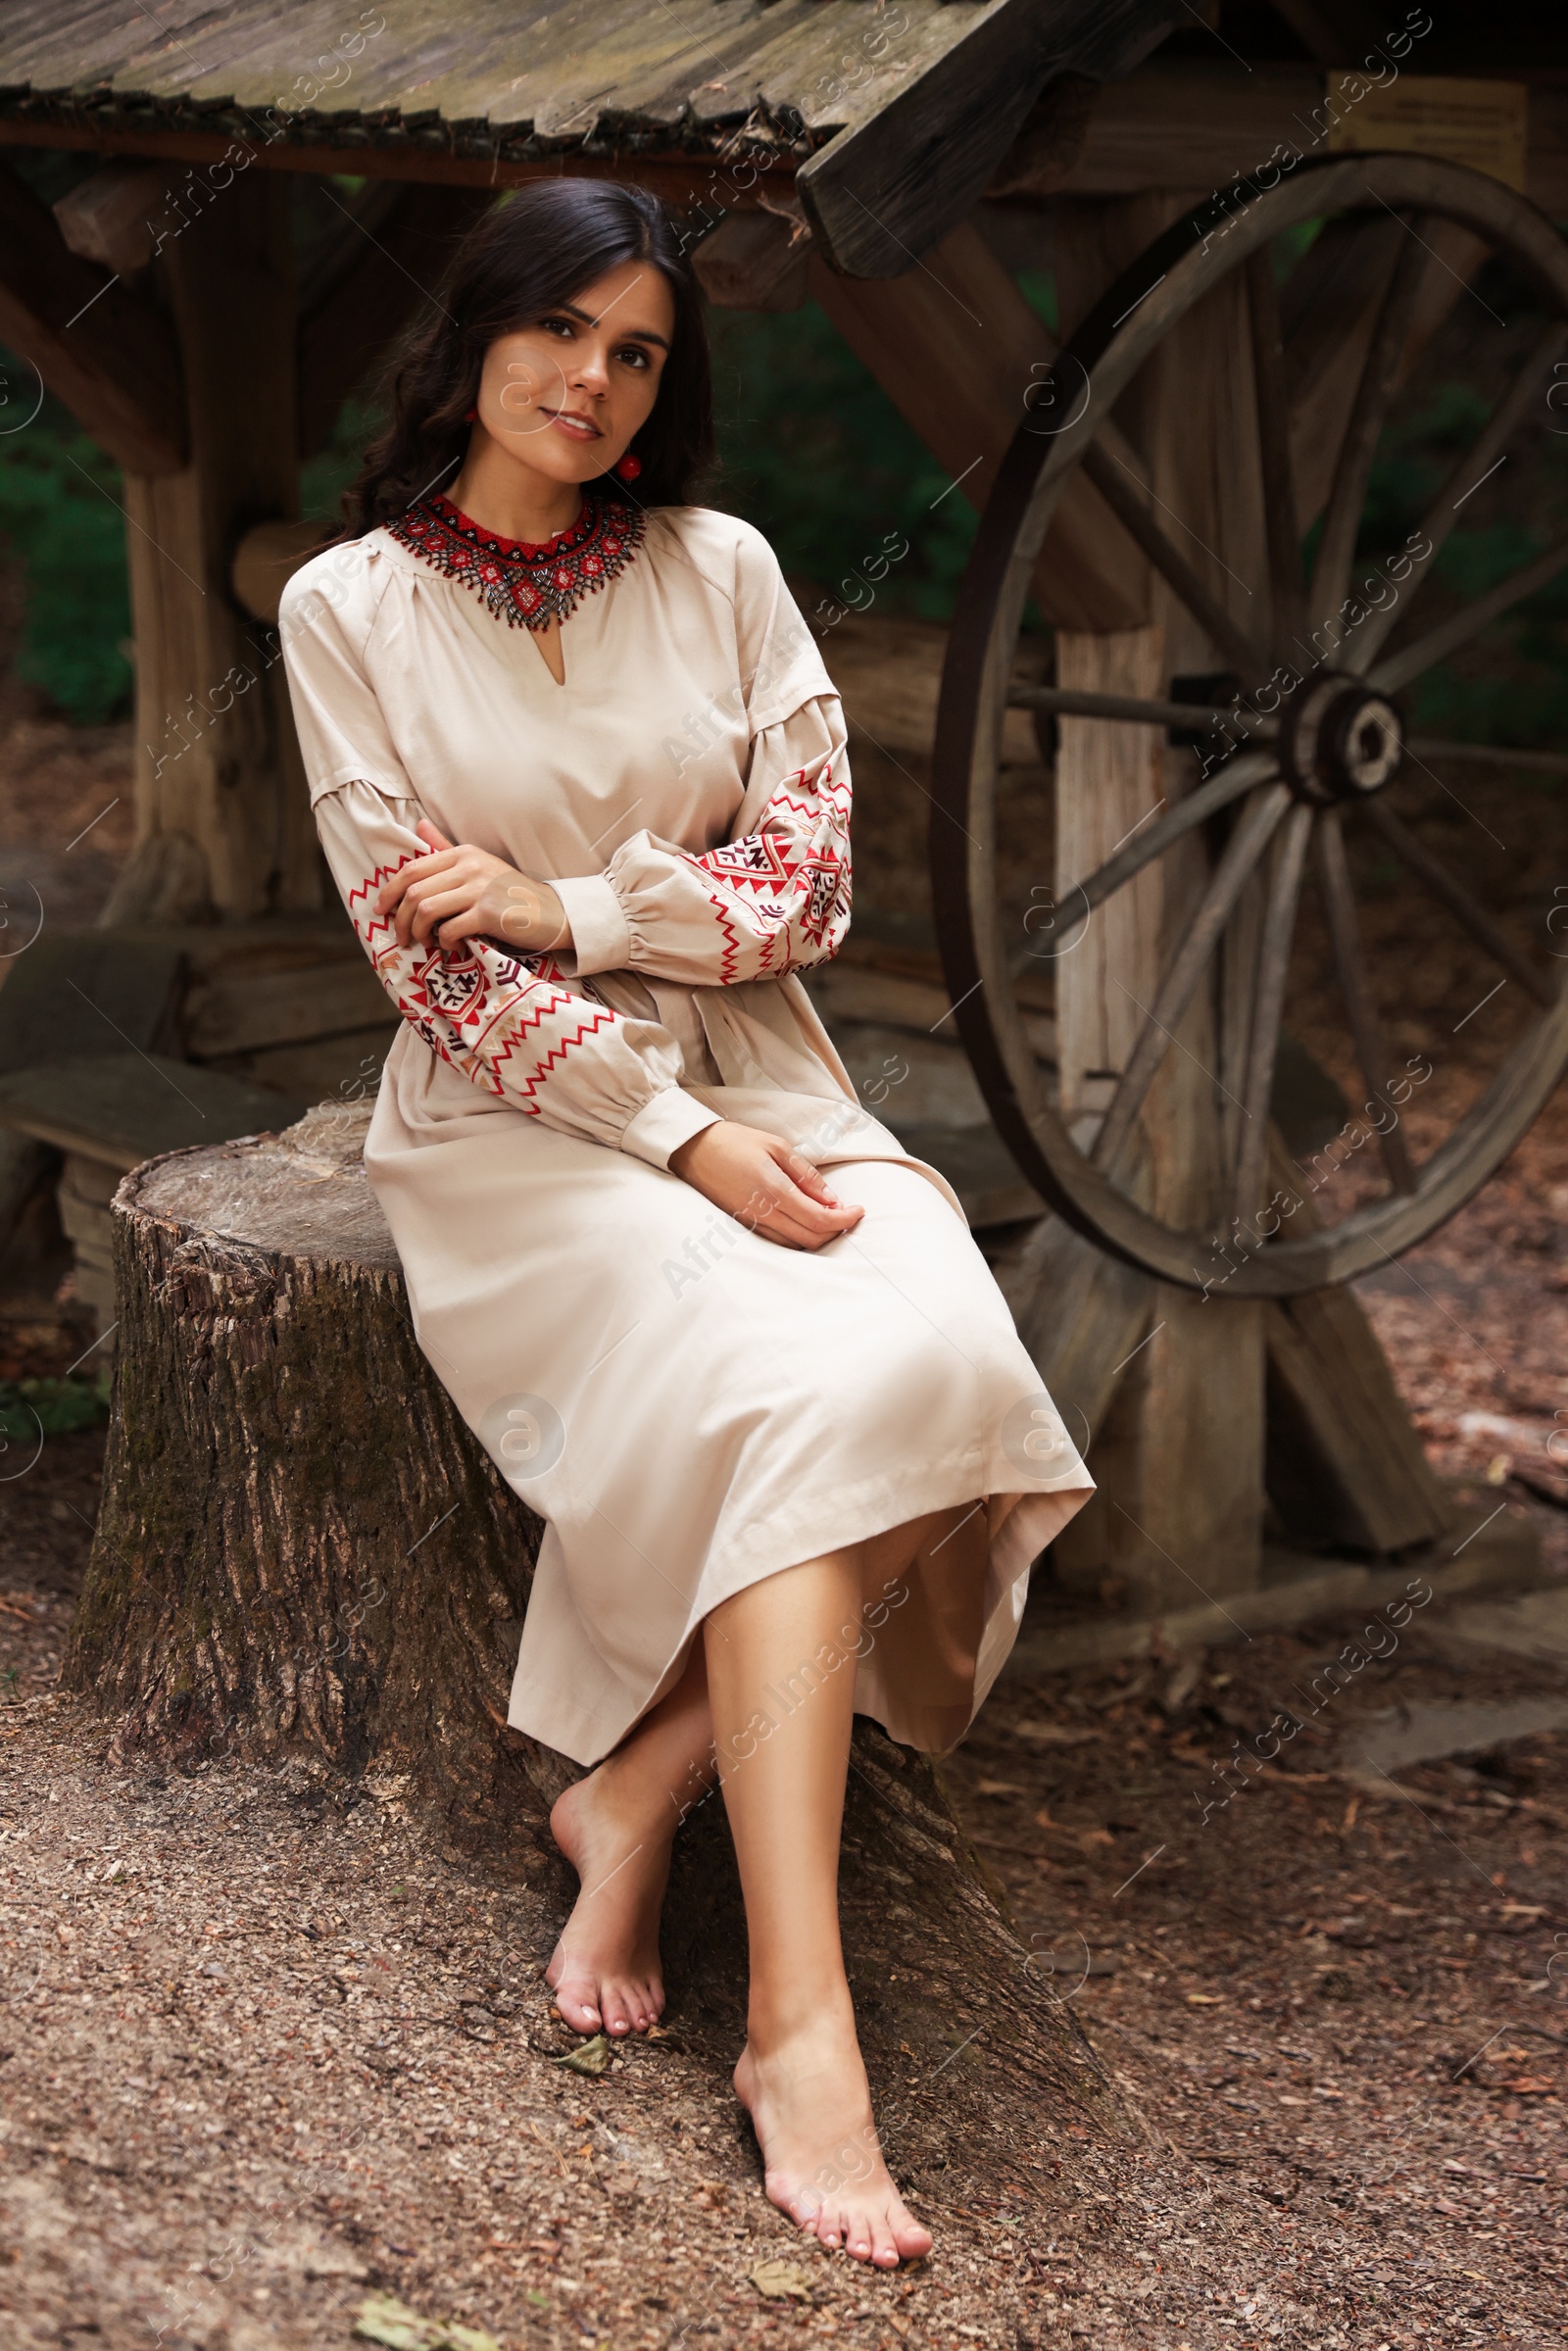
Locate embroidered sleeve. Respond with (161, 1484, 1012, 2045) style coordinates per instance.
(553, 694, 852, 987)
(310, 792, 721, 1170)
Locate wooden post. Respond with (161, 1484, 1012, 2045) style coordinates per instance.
(103, 173, 318, 927)
(806, 220, 1149, 631)
(1048, 194, 1270, 1612)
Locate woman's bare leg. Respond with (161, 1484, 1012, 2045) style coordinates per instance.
(545, 1638, 716, 2036)
(708, 1544, 939, 2270)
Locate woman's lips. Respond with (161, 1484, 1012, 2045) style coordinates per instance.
(544, 409, 602, 441)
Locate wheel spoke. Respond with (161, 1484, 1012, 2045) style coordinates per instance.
(1091, 782, 1293, 1175)
(1233, 802, 1314, 1219)
(1007, 684, 1275, 734)
(1246, 246, 1305, 658)
(1371, 531, 1568, 696)
(1080, 437, 1269, 681)
(1065, 749, 1278, 915)
(1365, 798, 1556, 1007)
(1405, 736, 1568, 779)
(1314, 809, 1416, 1195)
(1307, 226, 1429, 635)
(1348, 319, 1568, 675)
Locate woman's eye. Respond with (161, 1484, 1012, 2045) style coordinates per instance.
(616, 346, 651, 369)
(542, 316, 573, 338)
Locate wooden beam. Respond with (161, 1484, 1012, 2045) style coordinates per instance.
(105, 173, 313, 927)
(0, 156, 185, 475)
(798, 0, 1186, 274)
(52, 159, 170, 275)
(298, 182, 495, 456)
(1266, 1285, 1452, 1551)
(1048, 60, 1568, 217)
(692, 211, 809, 313)
(0, 125, 787, 208)
(807, 219, 1149, 632)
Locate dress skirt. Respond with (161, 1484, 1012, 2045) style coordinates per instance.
(366, 1044, 1095, 1767)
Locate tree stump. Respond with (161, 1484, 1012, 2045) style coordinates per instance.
(67, 1102, 1134, 2182)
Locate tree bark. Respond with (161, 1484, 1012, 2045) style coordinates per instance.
(67, 1103, 1132, 2173)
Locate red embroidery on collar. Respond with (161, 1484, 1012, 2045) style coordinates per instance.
(384, 489, 645, 631)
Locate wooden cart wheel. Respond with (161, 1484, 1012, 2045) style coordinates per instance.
(932, 154, 1568, 1296)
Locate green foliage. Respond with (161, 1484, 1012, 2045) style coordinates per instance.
(705, 300, 978, 622)
(301, 392, 383, 526)
(0, 1375, 110, 1441)
(0, 368, 132, 725)
(1358, 371, 1568, 753)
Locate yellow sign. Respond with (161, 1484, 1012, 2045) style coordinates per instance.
(1326, 74, 1529, 193)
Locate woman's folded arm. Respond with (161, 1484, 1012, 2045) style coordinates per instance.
(552, 694, 852, 988)
(315, 777, 721, 1169)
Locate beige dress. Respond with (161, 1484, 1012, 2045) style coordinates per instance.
(279, 503, 1092, 1767)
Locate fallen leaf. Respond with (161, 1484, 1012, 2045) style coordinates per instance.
(355, 2294, 430, 2349)
(1499, 2077, 1556, 2095)
(552, 2034, 611, 2077)
(354, 2295, 503, 2351)
(751, 2258, 815, 2301)
(1185, 1993, 1224, 2006)
(975, 1778, 1031, 1797)
(1014, 1722, 1097, 1746)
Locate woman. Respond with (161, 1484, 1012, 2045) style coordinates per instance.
(280, 179, 1091, 2271)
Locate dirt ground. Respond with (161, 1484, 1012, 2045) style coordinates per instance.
(2, 635, 1567, 2349)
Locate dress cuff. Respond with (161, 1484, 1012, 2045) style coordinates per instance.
(552, 872, 631, 976)
(619, 1089, 723, 1171)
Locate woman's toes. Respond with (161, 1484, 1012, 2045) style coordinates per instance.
(554, 1978, 602, 2033)
(894, 2210, 933, 2261)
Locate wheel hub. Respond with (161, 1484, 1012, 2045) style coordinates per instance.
(1281, 675, 1402, 804)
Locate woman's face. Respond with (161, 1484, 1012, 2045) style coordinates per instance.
(473, 259, 675, 488)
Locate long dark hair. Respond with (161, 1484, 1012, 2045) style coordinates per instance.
(343, 179, 713, 534)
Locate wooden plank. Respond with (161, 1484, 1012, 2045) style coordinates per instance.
(807, 218, 1150, 631)
(1054, 60, 1328, 197)
(228, 1026, 396, 1106)
(1004, 1503, 1541, 1679)
(0, 1053, 307, 1173)
(1053, 627, 1165, 1113)
(183, 956, 395, 1056)
(0, 156, 185, 475)
(807, 962, 1055, 1059)
(1053, 59, 1568, 217)
(0, 930, 183, 1074)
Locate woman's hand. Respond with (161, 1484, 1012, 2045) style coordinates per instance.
(668, 1122, 863, 1251)
(375, 820, 569, 955)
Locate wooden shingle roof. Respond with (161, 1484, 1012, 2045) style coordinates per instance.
(0, 0, 1182, 273)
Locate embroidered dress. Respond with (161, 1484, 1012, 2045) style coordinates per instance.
(280, 500, 1092, 1766)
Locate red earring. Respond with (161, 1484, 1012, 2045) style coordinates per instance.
(465, 405, 477, 423)
(614, 452, 642, 481)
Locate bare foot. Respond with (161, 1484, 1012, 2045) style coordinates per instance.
(734, 2008, 933, 2268)
(545, 1769, 672, 2037)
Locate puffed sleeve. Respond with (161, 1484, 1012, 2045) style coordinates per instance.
(551, 522, 852, 986)
(280, 549, 721, 1170)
